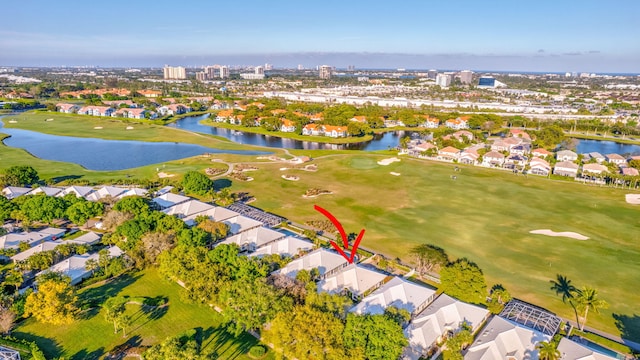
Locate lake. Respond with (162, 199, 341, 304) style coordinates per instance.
(575, 139, 640, 156)
(0, 117, 268, 171)
(168, 114, 413, 150)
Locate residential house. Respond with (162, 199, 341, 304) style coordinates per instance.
(421, 116, 440, 129)
(553, 161, 579, 177)
(482, 151, 505, 167)
(138, 89, 162, 98)
(178, 206, 239, 227)
(323, 125, 348, 138)
(621, 167, 639, 177)
(103, 100, 135, 108)
(56, 186, 95, 198)
(116, 188, 148, 199)
(510, 144, 529, 156)
(0, 228, 65, 250)
(350, 276, 437, 318)
(504, 154, 528, 169)
(1, 186, 31, 200)
(249, 237, 314, 258)
(302, 124, 323, 136)
(317, 264, 387, 300)
(280, 119, 296, 133)
(158, 104, 191, 116)
(605, 153, 627, 166)
(583, 152, 606, 164)
(38, 253, 100, 285)
(412, 142, 437, 156)
(26, 186, 63, 197)
(152, 192, 191, 210)
(219, 226, 286, 252)
(529, 157, 551, 176)
(77, 106, 115, 117)
(464, 316, 551, 360)
(452, 130, 474, 142)
(581, 163, 609, 176)
(276, 248, 349, 280)
(556, 150, 578, 162)
(62, 231, 102, 246)
(445, 118, 469, 130)
(437, 146, 460, 162)
(350, 116, 367, 124)
(531, 148, 552, 158)
(509, 129, 531, 140)
(56, 103, 79, 113)
(491, 137, 523, 153)
(556, 337, 618, 360)
(113, 108, 150, 119)
(162, 200, 215, 220)
(270, 109, 287, 116)
(84, 186, 127, 201)
(216, 110, 234, 123)
(11, 241, 61, 262)
(459, 149, 479, 165)
(403, 294, 490, 360)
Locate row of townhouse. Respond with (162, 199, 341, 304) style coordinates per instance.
(302, 124, 348, 137)
(350, 115, 469, 130)
(218, 210, 613, 360)
(2, 185, 147, 201)
(56, 102, 193, 118)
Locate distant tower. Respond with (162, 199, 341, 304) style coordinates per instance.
(347, 65, 355, 71)
(219, 66, 229, 79)
(319, 65, 332, 79)
(427, 69, 438, 80)
(163, 65, 186, 80)
(297, 64, 304, 70)
(435, 73, 452, 87)
(255, 66, 264, 75)
(264, 63, 273, 71)
(459, 70, 473, 84)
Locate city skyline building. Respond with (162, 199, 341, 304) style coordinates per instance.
(459, 70, 473, 84)
(435, 73, 452, 87)
(163, 65, 186, 80)
(219, 66, 229, 79)
(319, 65, 332, 79)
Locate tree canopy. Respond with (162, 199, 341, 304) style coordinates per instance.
(439, 258, 487, 304)
(2, 166, 39, 187)
(181, 171, 214, 196)
(24, 275, 79, 325)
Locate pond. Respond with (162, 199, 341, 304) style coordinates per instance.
(0, 117, 268, 171)
(575, 139, 640, 156)
(168, 114, 415, 150)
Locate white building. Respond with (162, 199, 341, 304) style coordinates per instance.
(319, 65, 332, 79)
(317, 264, 387, 300)
(557, 337, 618, 360)
(459, 70, 473, 84)
(163, 65, 186, 80)
(436, 73, 452, 88)
(350, 276, 436, 318)
(219, 66, 229, 79)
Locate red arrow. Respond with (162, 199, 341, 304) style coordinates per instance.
(314, 205, 365, 264)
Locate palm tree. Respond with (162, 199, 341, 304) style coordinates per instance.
(575, 286, 609, 331)
(550, 274, 580, 326)
(536, 341, 560, 360)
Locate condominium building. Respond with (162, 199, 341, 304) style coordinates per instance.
(435, 73, 452, 88)
(459, 70, 473, 84)
(427, 69, 438, 80)
(319, 65, 332, 79)
(163, 65, 186, 80)
(255, 66, 264, 75)
(219, 66, 229, 79)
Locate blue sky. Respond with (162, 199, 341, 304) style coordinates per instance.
(1, 0, 639, 72)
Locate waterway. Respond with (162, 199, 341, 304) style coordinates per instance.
(0, 117, 268, 171)
(168, 114, 411, 151)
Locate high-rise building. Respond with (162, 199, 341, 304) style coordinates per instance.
(319, 65, 332, 79)
(163, 65, 186, 80)
(219, 66, 229, 79)
(264, 63, 273, 71)
(427, 69, 438, 80)
(297, 64, 304, 70)
(196, 71, 207, 82)
(204, 66, 219, 79)
(255, 66, 264, 75)
(435, 73, 452, 87)
(459, 70, 473, 84)
(347, 65, 355, 71)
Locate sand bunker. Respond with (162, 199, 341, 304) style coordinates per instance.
(282, 175, 299, 181)
(378, 157, 401, 166)
(46, 118, 54, 121)
(530, 229, 589, 240)
(8, 120, 17, 123)
(390, 172, 401, 176)
(126, 126, 134, 130)
(625, 194, 640, 205)
(157, 172, 175, 178)
(93, 126, 103, 129)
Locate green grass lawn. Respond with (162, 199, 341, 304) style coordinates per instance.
(226, 154, 640, 340)
(13, 269, 274, 360)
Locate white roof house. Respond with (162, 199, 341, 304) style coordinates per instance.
(84, 186, 127, 201)
(403, 294, 490, 360)
(180, 206, 239, 227)
(557, 150, 578, 162)
(249, 236, 314, 258)
(1, 186, 31, 200)
(11, 241, 61, 262)
(38, 252, 100, 285)
(317, 264, 387, 300)
(26, 186, 63, 197)
(162, 200, 215, 219)
(219, 226, 285, 252)
(464, 316, 551, 360)
(554, 161, 580, 177)
(116, 188, 148, 199)
(56, 186, 95, 198)
(63, 231, 101, 246)
(557, 337, 618, 360)
(276, 248, 349, 280)
(223, 215, 263, 235)
(350, 276, 437, 317)
(0, 228, 65, 250)
(152, 192, 191, 209)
